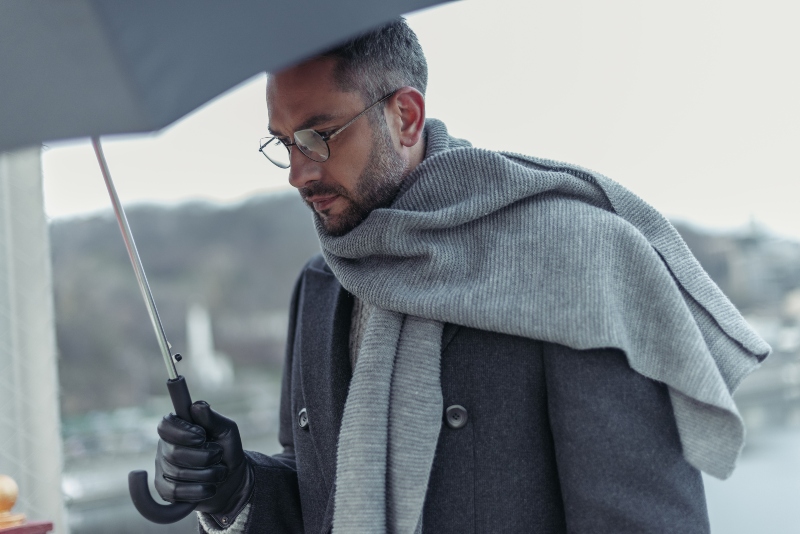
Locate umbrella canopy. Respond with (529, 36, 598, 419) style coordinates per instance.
(0, 0, 452, 153)
(1, 0, 453, 524)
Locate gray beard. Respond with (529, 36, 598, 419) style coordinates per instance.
(302, 119, 408, 237)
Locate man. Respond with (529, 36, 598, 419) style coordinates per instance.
(154, 20, 769, 533)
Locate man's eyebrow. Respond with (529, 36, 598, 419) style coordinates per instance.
(268, 113, 341, 137)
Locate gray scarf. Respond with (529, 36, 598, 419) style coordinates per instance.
(320, 119, 770, 533)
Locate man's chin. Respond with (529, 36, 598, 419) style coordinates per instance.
(318, 218, 353, 237)
(315, 210, 366, 237)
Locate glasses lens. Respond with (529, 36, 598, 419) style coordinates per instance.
(260, 137, 290, 169)
(294, 130, 330, 162)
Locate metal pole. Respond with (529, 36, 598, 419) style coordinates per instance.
(91, 137, 178, 380)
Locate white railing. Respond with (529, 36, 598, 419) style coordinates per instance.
(0, 147, 67, 533)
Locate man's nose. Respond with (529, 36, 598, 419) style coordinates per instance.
(287, 148, 322, 189)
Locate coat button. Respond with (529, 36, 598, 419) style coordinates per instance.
(445, 405, 468, 429)
(298, 408, 309, 429)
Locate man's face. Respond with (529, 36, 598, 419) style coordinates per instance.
(266, 58, 407, 236)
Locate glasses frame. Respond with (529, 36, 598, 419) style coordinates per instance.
(259, 90, 398, 169)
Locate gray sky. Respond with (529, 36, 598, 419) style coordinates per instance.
(42, 0, 800, 239)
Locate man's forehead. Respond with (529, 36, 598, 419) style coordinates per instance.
(267, 111, 339, 137)
(271, 56, 337, 86)
(266, 61, 362, 135)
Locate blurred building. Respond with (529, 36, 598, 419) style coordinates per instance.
(186, 303, 234, 391)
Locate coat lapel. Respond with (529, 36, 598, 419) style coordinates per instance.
(297, 260, 353, 490)
(296, 257, 458, 533)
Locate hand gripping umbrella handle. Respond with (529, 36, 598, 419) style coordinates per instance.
(91, 138, 197, 523)
(128, 376, 197, 523)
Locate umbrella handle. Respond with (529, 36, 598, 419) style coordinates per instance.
(128, 471, 196, 524)
(128, 375, 197, 523)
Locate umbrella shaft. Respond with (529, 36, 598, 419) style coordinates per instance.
(91, 137, 178, 380)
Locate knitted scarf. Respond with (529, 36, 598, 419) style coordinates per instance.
(320, 119, 770, 534)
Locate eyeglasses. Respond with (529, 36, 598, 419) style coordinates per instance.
(259, 90, 397, 169)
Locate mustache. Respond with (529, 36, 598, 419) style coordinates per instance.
(299, 182, 349, 201)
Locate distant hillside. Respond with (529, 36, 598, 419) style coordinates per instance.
(50, 196, 800, 416)
(51, 192, 320, 415)
(671, 221, 800, 314)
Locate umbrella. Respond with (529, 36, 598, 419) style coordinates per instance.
(0, 0, 451, 152)
(0, 0, 453, 524)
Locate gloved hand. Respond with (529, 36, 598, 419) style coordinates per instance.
(155, 400, 253, 520)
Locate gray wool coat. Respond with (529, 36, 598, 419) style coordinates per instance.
(229, 254, 710, 533)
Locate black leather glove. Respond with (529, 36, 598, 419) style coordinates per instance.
(155, 400, 253, 524)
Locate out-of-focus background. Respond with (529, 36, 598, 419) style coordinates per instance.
(2, 0, 799, 532)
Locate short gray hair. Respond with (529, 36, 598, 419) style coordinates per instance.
(321, 18, 428, 104)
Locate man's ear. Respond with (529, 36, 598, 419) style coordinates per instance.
(387, 87, 426, 149)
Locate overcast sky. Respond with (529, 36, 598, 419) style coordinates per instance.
(41, 0, 800, 239)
